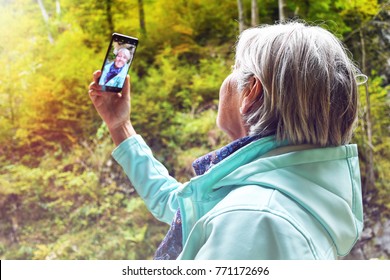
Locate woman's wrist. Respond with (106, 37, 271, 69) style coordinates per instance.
(108, 120, 137, 146)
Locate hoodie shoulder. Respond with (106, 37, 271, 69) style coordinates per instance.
(186, 185, 331, 259)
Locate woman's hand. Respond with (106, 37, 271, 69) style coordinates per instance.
(89, 70, 136, 145)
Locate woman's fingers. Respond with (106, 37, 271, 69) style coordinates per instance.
(89, 89, 102, 97)
(89, 70, 105, 97)
(93, 70, 102, 84)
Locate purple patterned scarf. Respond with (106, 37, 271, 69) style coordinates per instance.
(153, 134, 262, 260)
(105, 63, 123, 84)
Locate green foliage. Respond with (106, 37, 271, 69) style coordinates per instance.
(0, 137, 168, 259)
(14, 29, 100, 159)
(0, 0, 389, 260)
(131, 48, 231, 170)
(354, 75, 390, 211)
(171, 109, 230, 181)
(0, 0, 43, 151)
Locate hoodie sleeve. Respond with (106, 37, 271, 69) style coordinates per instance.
(112, 135, 182, 224)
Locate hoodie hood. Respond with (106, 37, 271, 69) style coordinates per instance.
(217, 143, 363, 256)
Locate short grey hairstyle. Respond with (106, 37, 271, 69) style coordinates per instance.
(234, 21, 363, 146)
(117, 47, 131, 62)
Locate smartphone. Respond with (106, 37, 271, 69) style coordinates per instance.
(99, 33, 138, 92)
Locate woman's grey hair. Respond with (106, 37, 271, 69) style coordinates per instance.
(116, 47, 132, 62)
(234, 21, 365, 146)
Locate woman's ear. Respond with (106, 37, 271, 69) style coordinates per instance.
(240, 76, 263, 114)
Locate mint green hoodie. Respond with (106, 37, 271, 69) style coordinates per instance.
(112, 135, 363, 259)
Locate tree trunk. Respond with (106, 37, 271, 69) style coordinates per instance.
(105, 0, 114, 34)
(360, 29, 376, 193)
(138, 0, 146, 36)
(278, 0, 285, 21)
(36, 0, 54, 43)
(56, 0, 61, 17)
(8, 86, 15, 126)
(251, 0, 259, 26)
(237, 0, 245, 33)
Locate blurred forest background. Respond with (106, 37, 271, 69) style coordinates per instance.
(0, 0, 389, 260)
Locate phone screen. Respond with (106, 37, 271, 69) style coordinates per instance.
(99, 33, 138, 92)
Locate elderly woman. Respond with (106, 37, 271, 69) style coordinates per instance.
(88, 22, 364, 260)
(99, 47, 132, 88)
